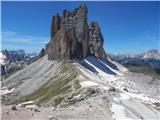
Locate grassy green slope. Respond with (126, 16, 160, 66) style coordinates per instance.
(19, 59, 81, 106)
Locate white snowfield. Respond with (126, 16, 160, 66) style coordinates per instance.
(99, 59, 123, 76)
(76, 57, 160, 120)
(112, 93, 160, 120)
(1, 56, 160, 120)
(17, 101, 34, 107)
(106, 57, 128, 72)
(1, 87, 15, 95)
(77, 57, 124, 89)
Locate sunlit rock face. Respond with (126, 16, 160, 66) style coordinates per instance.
(44, 4, 106, 60)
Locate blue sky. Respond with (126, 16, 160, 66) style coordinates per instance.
(1, 1, 160, 53)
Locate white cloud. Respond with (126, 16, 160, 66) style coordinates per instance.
(15, 38, 33, 43)
(42, 40, 49, 44)
(1, 30, 50, 52)
(2, 31, 17, 36)
(1, 31, 49, 43)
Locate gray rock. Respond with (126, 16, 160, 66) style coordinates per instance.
(42, 4, 107, 60)
(108, 86, 116, 92)
(11, 104, 17, 110)
(88, 21, 106, 58)
(37, 48, 45, 59)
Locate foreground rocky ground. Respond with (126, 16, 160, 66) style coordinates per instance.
(1, 56, 160, 120)
(1, 72, 160, 120)
(1, 91, 159, 120)
(1, 91, 114, 120)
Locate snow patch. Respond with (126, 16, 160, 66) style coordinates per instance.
(111, 92, 160, 120)
(80, 81, 99, 87)
(18, 101, 34, 106)
(84, 59, 117, 82)
(107, 58, 128, 72)
(1, 87, 15, 95)
(111, 103, 137, 120)
(98, 59, 122, 76)
(123, 91, 160, 104)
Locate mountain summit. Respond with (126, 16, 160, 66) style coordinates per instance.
(41, 4, 106, 60)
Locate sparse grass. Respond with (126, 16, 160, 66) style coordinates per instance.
(54, 96, 64, 106)
(74, 79, 81, 90)
(19, 60, 79, 106)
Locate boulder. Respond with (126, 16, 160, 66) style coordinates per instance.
(11, 104, 17, 110)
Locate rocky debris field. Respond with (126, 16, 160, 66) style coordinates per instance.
(1, 82, 160, 120)
(1, 55, 160, 120)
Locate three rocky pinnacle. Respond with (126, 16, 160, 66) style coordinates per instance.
(39, 4, 107, 60)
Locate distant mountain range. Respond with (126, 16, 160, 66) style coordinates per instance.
(0, 49, 37, 79)
(109, 49, 160, 74)
(110, 49, 160, 60)
(1, 49, 159, 79)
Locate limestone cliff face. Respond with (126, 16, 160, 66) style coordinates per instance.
(88, 21, 105, 58)
(44, 4, 106, 60)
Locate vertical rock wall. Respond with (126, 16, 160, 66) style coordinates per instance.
(44, 4, 107, 60)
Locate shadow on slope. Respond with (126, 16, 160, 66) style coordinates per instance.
(76, 58, 98, 73)
(100, 58, 119, 71)
(85, 56, 117, 75)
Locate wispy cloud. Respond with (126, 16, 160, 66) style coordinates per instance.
(1, 31, 49, 43)
(14, 38, 33, 43)
(1, 30, 50, 52)
(2, 31, 17, 36)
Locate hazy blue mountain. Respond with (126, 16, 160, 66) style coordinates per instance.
(1, 49, 37, 79)
(109, 49, 160, 75)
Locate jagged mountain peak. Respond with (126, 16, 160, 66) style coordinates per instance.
(0, 50, 38, 79)
(143, 49, 160, 60)
(109, 49, 160, 60)
(40, 4, 106, 60)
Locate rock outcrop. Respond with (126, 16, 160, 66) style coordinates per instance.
(88, 21, 106, 58)
(44, 4, 107, 60)
(37, 48, 45, 59)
